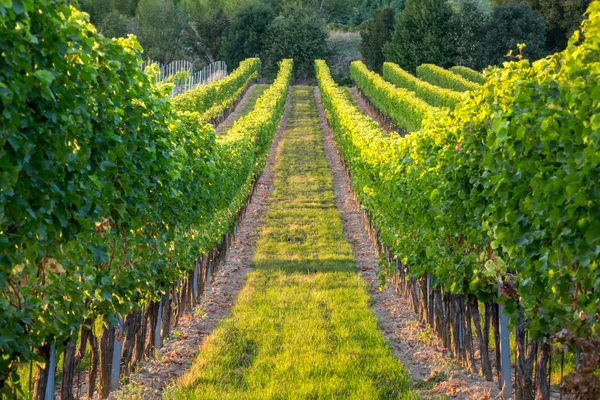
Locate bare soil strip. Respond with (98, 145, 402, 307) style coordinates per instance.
(111, 88, 292, 400)
(315, 86, 500, 400)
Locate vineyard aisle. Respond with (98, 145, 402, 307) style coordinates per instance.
(166, 86, 417, 399)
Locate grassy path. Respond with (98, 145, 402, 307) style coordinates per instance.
(217, 84, 270, 134)
(167, 86, 417, 399)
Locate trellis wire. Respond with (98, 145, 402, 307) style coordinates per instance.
(139, 59, 228, 97)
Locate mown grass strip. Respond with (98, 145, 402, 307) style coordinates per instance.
(217, 84, 270, 134)
(166, 86, 418, 400)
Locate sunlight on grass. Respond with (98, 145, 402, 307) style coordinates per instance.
(165, 86, 419, 399)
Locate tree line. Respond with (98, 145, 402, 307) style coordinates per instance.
(360, 0, 590, 73)
(76, 0, 383, 78)
(78, 0, 590, 80)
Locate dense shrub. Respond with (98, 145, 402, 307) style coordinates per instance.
(527, 0, 589, 51)
(264, 3, 328, 79)
(383, 0, 455, 72)
(137, 0, 188, 63)
(359, 7, 395, 73)
(484, 2, 548, 65)
(221, 1, 275, 69)
(452, 0, 490, 70)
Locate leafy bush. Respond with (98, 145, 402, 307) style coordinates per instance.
(350, 61, 436, 132)
(264, 3, 328, 79)
(185, 6, 229, 65)
(383, 0, 456, 72)
(416, 64, 481, 92)
(526, 0, 589, 51)
(383, 62, 462, 109)
(137, 0, 187, 63)
(484, 2, 548, 66)
(327, 31, 362, 85)
(220, 1, 275, 70)
(452, 0, 490, 70)
(359, 7, 395, 73)
(449, 65, 485, 84)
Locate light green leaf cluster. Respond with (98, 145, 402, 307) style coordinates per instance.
(449, 65, 485, 84)
(350, 60, 437, 132)
(417, 63, 481, 92)
(383, 62, 462, 109)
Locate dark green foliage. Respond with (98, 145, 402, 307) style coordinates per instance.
(453, 0, 490, 70)
(113, 0, 139, 16)
(327, 32, 362, 85)
(99, 10, 137, 38)
(270, 0, 362, 21)
(79, 0, 113, 24)
(484, 2, 547, 65)
(264, 4, 328, 79)
(137, 0, 188, 63)
(360, 7, 395, 72)
(185, 6, 229, 64)
(383, 0, 456, 72)
(221, 1, 275, 69)
(528, 0, 590, 51)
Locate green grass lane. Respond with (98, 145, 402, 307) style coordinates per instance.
(218, 84, 270, 133)
(167, 86, 418, 400)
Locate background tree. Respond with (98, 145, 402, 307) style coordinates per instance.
(271, 0, 362, 21)
(264, 3, 329, 79)
(453, 0, 490, 70)
(221, 1, 276, 69)
(527, 0, 589, 51)
(113, 0, 140, 17)
(360, 7, 395, 72)
(484, 2, 547, 65)
(137, 0, 188, 63)
(383, 0, 456, 72)
(99, 9, 138, 39)
(79, 0, 113, 25)
(185, 6, 229, 64)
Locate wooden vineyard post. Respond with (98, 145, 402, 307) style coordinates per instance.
(110, 315, 124, 392)
(44, 344, 56, 400)
(154, 299, 163, 350)
(193, 259, 199, 300)
(498, 283, 513, 399)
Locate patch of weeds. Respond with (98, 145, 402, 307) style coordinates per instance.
(193, 306, 205, 319)
(417, 329, 438, 345)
